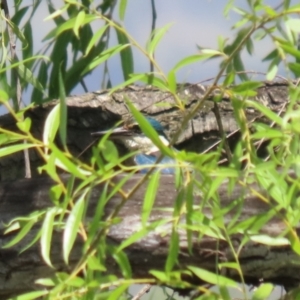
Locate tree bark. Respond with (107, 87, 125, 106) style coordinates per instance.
(0, 173, 299, 298)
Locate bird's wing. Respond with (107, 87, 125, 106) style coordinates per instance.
(134, 154, 175, 174)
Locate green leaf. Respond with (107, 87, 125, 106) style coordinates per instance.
(73, 10, 86, 38)
(0, 143, 36, 158)
(117, 227, 149, 252)
(167, 70, 176, 93)
(0, 90, 9, 102)
(102, 140, 119, 162)
(126, 100, 173, 158)
(115, 26, 134, 80)
(142, 171, 160, 226)
(250, 235, 289, 246)
(17, 117, 32, 133)
(35, 278, 56, 287)
(119, 0, 128, 21)
(17, 62, 45, 94)
(43, 104, 60, 154)
(45, 14, 97, 39)
(188, 266, 238, 287)
(252, 283, 274, 300)
(165, 229, 179, 272)
(0, 56, 49, 74)
(266, 63, 278, 81)
(245, 100, 283, 126)
(63, 190, 86, 264)
(3, 219, 36, 248)
(107, 283, 130, 300)
(23, 22, 33, 67)
(11, 290, 48, 300)
(6, 19, 26, 44)
(50, 145, 90, 179)
(58, 68, 67, 148)
(44, 4, 69, 21)
(285, 18, 300, 33)
(113, 250, 132, 278)
(174, 53, 221, 72)
(232, 81, 263, 94)
(41, 208, 58, 267)
(81, 44, 129, 75)
(85, 25, 108, 56)
(147, 24, 173, 56)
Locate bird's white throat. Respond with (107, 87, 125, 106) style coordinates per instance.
(120, 135, 169, 155)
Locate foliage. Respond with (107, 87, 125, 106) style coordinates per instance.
(1, 0, 300, 299)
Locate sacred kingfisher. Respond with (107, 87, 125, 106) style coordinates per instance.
(91, 117, 175, 174)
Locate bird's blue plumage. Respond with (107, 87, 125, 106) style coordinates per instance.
(92, 117, 176, 174)
(134, 153, 175, 174)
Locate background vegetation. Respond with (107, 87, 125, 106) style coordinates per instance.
(1, 0, 300, 299)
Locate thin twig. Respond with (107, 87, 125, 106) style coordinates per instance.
(1, 0, 31, 178)
(131, 284, 151, 300)
(150, 0, 157, 73)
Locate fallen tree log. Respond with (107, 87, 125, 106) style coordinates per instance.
(0, 81, 291, 180)
(0, 173, 299, 298)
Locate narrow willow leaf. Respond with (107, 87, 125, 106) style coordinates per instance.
(46, 14, 97, 38)
(280, 43, 300, 60)
(232, 81, 263, 93)
(266, 63, 278, 81)
(142, 171, 160, 226)
(35, 278, 55, 286)
(44, 4, 69, 21)
(23, 22, 33, 65)
(12, 290, 48, 300)
(0, 90, 9, 102)
(115, 25, 133, 80)
(285, 19, 300, 33)
(17, 117, 31, 133)
(113, 250, 132, 278)
(126, 100, 173, 157)
(173, 53, 222, 72)
(85, 25, 108, 56)
(165, 229, 179, 272)
(108, 73, 146, 94)
(167, 70, 176, 93)
(117, 228, 149, 252)
(73, 10, 86, 38)
(107, 283, 130, 300)
(0, 56, 49, 73)
(43, 104, 60, 154)
(288, 229, 300, 255)
(188, 266, 237, 287)
(252, 283, 274, 300)
(41, 208, 57, 267)
(51, 145, 90, 179)
(148, 24, 172, 56)
(17, 62, 45, 93)
(81, 44, 129, 75)
(3, 220, 36, 248)
(6, 19, 26, 44)
(119, 0, 128, 21)
(58, 68, 67, 148)
(63, 191, 86, 264)
(250, 235, 289, 246)
(0, 143, 36, 158)
(245, 100, 283, 126)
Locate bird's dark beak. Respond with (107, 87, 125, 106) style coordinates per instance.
(91, 127, 133, 138)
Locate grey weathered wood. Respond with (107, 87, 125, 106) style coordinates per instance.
(0, 173, 299, 298)
(0, 81, 290, 180)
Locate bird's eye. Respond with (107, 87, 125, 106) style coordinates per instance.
(127, 124, 142, 134)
